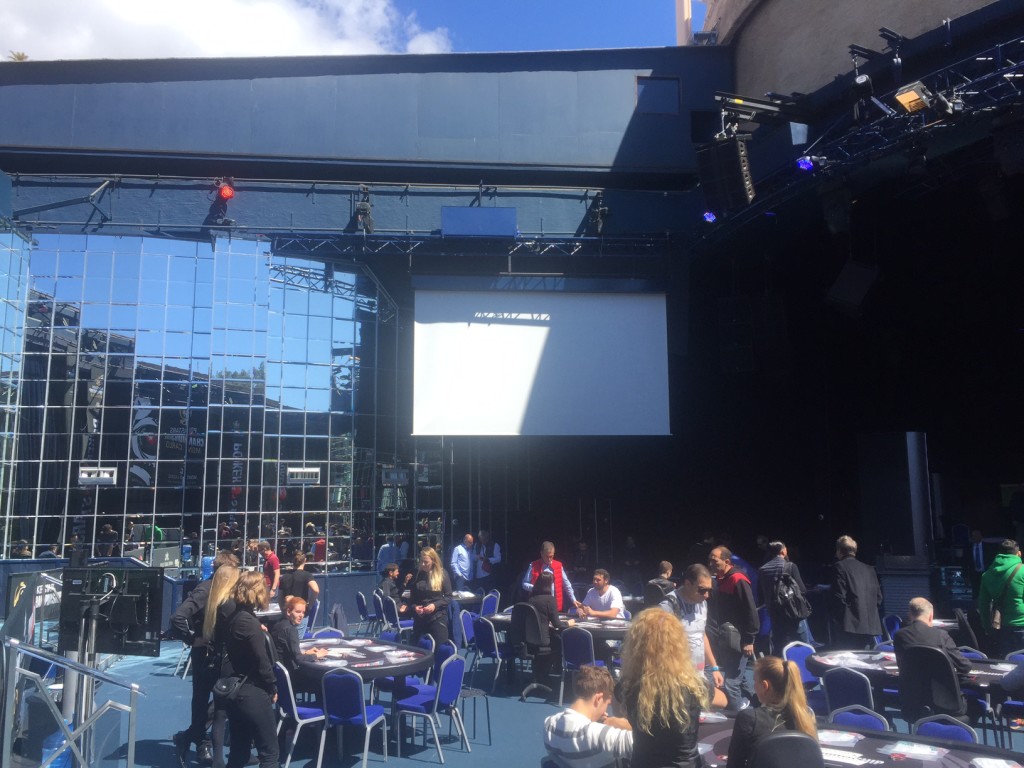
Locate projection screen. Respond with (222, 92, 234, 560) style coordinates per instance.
(413, 289, 670, 436)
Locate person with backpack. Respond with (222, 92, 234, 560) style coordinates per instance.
(758, 541, 812, 654)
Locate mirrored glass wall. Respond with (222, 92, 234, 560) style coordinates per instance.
(0, 232, 399, 571)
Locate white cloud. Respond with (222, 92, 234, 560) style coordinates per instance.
(0, 0, 452, 61)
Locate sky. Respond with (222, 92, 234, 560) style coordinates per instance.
(1, 0, 696, 61)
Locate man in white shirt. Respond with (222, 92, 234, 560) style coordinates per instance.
(543, 665, 632, 768)
(580, 569, 625, 619)
(660, 563, 727, 709)
(450, 532, 474, 591)
(375, 535, 398, 578)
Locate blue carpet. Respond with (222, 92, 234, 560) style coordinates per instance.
(100, 642, 555, 768)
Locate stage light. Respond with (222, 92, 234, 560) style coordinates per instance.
(797, 155, 828, 172)
(852, 74, 873, 97)
(703, 211, 717, 223)
(894, 81, 933, 113)
(216, 178, 235, 201)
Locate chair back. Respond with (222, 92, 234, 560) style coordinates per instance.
(873, 641, 894, 652)
(379, 630, 400, 643)
(323, 668, 368, 721)
(957, 646, 984, 659)
(913, 714, 979, 743)
(480, 591, 499, 617)
(953, 608, 981, 650)
(312, 627, 344, 640)
(264, 631, 280, 664)
(435, 654, 467, 709)
(749, 731, 824, 768)
(433, 640, 458, 681)
(898, 645, 964, 722)
(417, 634, 436, 654)
(823, 667, 874, 712)
(460, 609, 476, 648)
(383, 596, 402, 628)
(882, 614, 903, 640)
(829, 704, 889, 731)
(306, 598, 319, 628)
(473, 617, 499, 658)
(561, 627, 597, 670)
(782, 641, 819, 687)
(510, 602, 548, 655)
(355, 591, 370, 622)
(273, 661, 300, 720)
(372, 591, 386, 625)
(1007, 649, 1024, 664)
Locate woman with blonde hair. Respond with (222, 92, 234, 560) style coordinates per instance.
(193, 563, 239, 768)
(726, 655, 817, 768)
(402, 545, 452, 644)
(219, 570, 278, 768)
(618, 608, 709, 767)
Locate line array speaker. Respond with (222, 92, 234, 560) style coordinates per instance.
(696, 137, 755, 214)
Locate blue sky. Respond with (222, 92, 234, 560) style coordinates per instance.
(2, 0, 704, 61)
(394, 0, 688, 53)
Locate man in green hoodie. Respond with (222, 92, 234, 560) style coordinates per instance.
(978, 539, 1024, 656)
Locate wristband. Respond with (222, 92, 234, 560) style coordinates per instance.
(709, 666, 720, 671)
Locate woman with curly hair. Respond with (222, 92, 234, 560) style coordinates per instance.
(402, 546, 452, 644)
(726, 655, 817, 768)
(617, 608, 709, 767)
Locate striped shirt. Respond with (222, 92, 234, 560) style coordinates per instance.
(544, 708, 632, 768)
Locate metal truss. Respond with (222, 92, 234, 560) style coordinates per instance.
(702, 35, 1024, 240)
(272, 233, 672, 260)
(268, 262, 381, 317)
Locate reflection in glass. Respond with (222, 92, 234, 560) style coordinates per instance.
(0, 233, 397, 571)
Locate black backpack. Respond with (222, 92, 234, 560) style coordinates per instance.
(771, 563, 812, 620)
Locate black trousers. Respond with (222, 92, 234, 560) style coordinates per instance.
(225, 684, 279, 768)
(187, 646, 215, 744)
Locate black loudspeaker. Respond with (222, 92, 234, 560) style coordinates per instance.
(857, 432, 931, 558)
(696, 137, 755, 214)
(69, 549, 88, 568)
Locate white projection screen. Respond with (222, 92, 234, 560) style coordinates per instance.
(413, 289, 670, 436)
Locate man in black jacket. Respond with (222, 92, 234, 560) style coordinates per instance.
(708, 546, 759, 711)
(829, 535, 883, 649)
(894, 597, 971, 674)
(170, 552, 238, 768)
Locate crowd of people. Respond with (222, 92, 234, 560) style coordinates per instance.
(158, 524, 1024, 768)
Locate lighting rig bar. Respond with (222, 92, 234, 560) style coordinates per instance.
(700, 35, 1024, 240)
(271, 233, 672, 260)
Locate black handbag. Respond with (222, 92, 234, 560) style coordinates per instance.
(212, 675, 247, 701)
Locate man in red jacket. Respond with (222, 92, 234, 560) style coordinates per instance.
(522, 540, 579, 611)
(708, 545, 759, 711)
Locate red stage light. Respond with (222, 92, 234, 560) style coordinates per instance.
(217, 182, 235, 201)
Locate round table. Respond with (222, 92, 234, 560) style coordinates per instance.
(297, 636, 433, 682)
(806, 649, 1015, 692)
(488, 612, 631, 641)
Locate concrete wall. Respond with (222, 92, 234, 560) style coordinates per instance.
(0, 47, 732, 187)
(703, 0, 994, 97)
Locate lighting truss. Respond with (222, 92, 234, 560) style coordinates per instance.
(700, 35, 1024, 238)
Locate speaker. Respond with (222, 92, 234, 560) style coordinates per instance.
(696, 137, 755, 214)
(857, 432, 931, 558)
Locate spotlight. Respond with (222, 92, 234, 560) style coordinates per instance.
(216, 178, 235, 201)
(703, 211, 718, 223)
(852, 74, 873, 97)
(797, 155, 828, 172)
(894, 81, 934, 113)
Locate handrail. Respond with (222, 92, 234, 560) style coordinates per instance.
(2, 638, 145, 768)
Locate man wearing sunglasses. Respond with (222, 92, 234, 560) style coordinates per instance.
(660, 563, 728, 708)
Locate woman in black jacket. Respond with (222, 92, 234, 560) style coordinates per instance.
(220, 571, 279, 768)
(402, 546, 452, 644)
(726, 656, 817, 768)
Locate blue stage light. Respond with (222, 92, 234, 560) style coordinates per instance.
(703, 211, 717, 223)
(797, 156, 815, 171)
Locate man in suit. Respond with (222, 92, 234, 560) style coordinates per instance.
(829, 534, 883, 649)
(894, 597, 972, 673)
(894, 597, 973, 720)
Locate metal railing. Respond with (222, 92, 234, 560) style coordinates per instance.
(1, 638, 144, 768)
